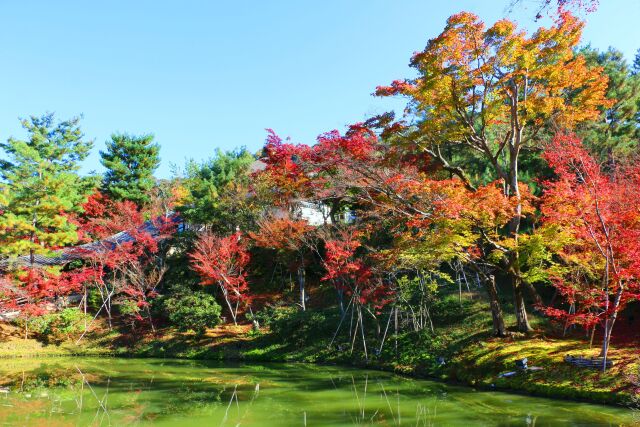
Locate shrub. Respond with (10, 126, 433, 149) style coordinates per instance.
(21, 308, 90, 342)
(248, 302, 294, 328)
(267, 306, 337, 345)
(162, 292, 222, 335)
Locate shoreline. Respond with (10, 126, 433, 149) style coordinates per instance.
(0, 331, 634, 408)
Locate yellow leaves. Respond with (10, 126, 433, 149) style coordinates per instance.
(447, 11, 482, 28)
(381, 11, 610, 151)
(170, 184, 190, 207)
(390, 224, 471, 271)
(489, 19, 516, 37)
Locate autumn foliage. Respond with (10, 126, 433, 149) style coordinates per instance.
(2, 8, 638, 379)
(540, 133, 640, 361)
(189, 232, 250, 325)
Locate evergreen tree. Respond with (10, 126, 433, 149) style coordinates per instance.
(180, 148, 259, 232)
(100, 133, 160, 205)
(577, 47, 640, 165)
(0, 114, 94, 264)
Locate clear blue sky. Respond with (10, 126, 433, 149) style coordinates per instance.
(1, 0, 639, 177)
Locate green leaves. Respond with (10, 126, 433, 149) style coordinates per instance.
(0, 114, 93, 260)
(179, 148, 259, 232)
(100, 133, 160, 205)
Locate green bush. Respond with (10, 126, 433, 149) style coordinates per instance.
(23, 308, 90, 342)
(162, 292, 222, 335)
(267, 306, 337, 345)
(248, 302, 295, 328)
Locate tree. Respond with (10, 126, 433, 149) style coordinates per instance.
(577, 47, 640, 165)
(71, 193, 177, 333)
(180, 148, 260, 233)
(250, 216, 316, 311)
(258, 126, 514, 336)
(375, 12, 610, 331)
(320, 227, 391, 359)
(0, 114, 94, 265)
(189, 231, 250, 325)
(100, 133, 160, 205)
(541, 133, 640, 368)
(0, 267, 94, 339)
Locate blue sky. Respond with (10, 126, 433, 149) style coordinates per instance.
(1, 0, 639, 177)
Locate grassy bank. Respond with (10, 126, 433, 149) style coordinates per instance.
(1, 296, 638, 407)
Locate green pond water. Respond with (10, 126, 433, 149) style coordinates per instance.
(0, 358, 634, 426)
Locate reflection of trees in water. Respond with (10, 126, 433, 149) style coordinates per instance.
(0, 361, 633, 426)
(0, 363, 237, 426)
(322, 373, 443, 426)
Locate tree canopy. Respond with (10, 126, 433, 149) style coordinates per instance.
(100, 133, 160, 205)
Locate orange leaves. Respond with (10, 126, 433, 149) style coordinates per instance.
(435, 179, 531, 229)
(259, 129, 314, 206)
(374, 80, 415, 97)
(250, 217, 313, 252)
(377, 11, 610, 150)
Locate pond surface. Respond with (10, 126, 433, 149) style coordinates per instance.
(0, 358, 634, 426)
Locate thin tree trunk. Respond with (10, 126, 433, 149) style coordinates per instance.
(599, 283, 625, 370)
(394, 306, 398, 357)
(359, 306, 368, 361)
(337, 288, 345, 316)
(146, 304, 156, 333)
(298, 266, 306, 311)
(83, 285, 88, 332)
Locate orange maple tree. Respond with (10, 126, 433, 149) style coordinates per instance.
(376, 11, 611, 331)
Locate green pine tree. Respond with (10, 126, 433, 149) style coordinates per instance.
(180, 148, 258, 232)
(100, 133, 160, 205)
(0, 114, 95, 264)
(578, 47, 640, 165)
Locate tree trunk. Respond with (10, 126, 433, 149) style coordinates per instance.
(298, 266, 306, 311)
(466, 262, 507, 337)
(599, 283, 625, 370)
(513, 275, 532, 332)
(337, 288, 344, 316)
(506, 127, 531, 333)
(83, 285, 87, 332)
(485, 275, 507, 337)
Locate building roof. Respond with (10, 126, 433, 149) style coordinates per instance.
(0, 216, 179, 271)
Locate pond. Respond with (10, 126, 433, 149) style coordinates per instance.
(0, 358, 634, 426)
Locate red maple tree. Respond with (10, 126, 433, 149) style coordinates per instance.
(541, 133, 640, 365)
(189, 231, 250, 325)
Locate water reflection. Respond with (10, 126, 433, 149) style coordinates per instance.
(0, 358, 634, 426)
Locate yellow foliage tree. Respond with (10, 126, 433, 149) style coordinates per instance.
(377, 12, 611, 331)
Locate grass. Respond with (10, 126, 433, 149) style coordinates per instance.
(448, 336, 639, 405)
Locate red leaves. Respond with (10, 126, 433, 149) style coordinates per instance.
(189, 232, 250, 304)
(1, 268, 89, 318)
(374, 80, 414, 97)
(321, 231, 391, 310)
(260, 130, 314, 205)
(541, 133, 640, 331)
(322, 237, 367, 284)
(71, 191, 177, 326)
